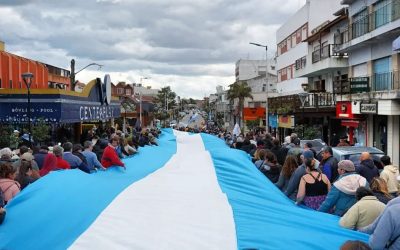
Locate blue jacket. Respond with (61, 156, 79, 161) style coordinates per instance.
(360, 197, 400, 249)
(319, 173, 368, 216)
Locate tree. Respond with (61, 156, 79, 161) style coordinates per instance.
(32, 118, 51, 145)
(153, 87, 177, 126)
(227, 80, 253, 127)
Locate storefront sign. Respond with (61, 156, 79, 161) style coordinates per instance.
(350, 77, 369, 93)
(0, 102, 61, 123)
(269, 114, 278, 128)
(243, 107, 265, 121)
(278, 115, 294, 129)
(336, 101, 353, 118)
(360, 103, 377, 114)
(79, 106, 115, 121)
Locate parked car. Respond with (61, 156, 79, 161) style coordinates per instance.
(300, 139, 326, 153)
(317, 146, 384, 169)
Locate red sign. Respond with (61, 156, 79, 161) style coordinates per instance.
(336, 101, 353, 119)
(243, 107, 265, 121)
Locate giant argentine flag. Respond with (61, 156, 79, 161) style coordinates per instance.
(0, 129, 368, 249)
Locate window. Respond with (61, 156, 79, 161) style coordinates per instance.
(287, 66, 292, 80)
(302, 25, 308, 40)
(296, 30, 302, 43)
(373, 56, 392, 90)
(375, 0, 391, 28)
(117, 88, 124, 95)
(262, 84, 267, 92)
(292, 33, 296, 47)
(126, 89, 132, 95)
(352, 9, 368, 38)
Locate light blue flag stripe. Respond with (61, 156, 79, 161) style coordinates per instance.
(200, 133, 369, 250)
(0, 129, 177, 250)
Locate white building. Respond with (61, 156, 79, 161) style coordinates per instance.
(235, 59, 276, 81)
(334, 0, 400, 165)
(276, 0, 344, 95)
(133, 84, 159, 96)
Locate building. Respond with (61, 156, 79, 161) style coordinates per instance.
(0, 41, 70, 90)
(333, 0, 400, 164)
(271, 0, 345, 142)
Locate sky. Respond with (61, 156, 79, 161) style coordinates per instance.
(0, 0, 306, 99)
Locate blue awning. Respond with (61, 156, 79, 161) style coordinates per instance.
(393, 36, 400, 51)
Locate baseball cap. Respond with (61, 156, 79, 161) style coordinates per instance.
(338, 160, 355, 172)
(302, 150, 314, 160)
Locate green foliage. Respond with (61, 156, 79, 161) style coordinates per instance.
(227, 81, 253, 126)
(246, 118, 261, 130)
(0, 125, 14, 149)
(32, 118, 51, 145)
(293, 125, 321, 140)
(153, 86, 177, 122)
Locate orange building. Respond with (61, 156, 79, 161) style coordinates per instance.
(0, 44, 70, 90)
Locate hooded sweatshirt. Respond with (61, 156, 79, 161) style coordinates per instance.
(380, 165, 399, 194)
(319, 173, 368, 216)
(357, 159, 379, 183)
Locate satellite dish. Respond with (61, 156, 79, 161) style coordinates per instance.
(104, 74, 112, 105)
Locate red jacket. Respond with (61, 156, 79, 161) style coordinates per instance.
(57, 157, 71, 170)
(101, 145, 124, 168)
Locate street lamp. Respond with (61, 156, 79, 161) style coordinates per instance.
(135, 92, 142, 127)
(249, 42, 269, 132)
(298, 92, 309, 139)
(22, 72, 33, 147)
(70, 59, 103, 90)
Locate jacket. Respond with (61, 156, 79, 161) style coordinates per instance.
(380, 165, 399, 194)
(339, 196, 385, 230)
(357, 159, 379, 183)
(319, 173, 368, 216)
(359, 197, 400, 249)
(320, 156, 338, 182)
(101, 145, 124, 168)
(0, 179, 21, 204)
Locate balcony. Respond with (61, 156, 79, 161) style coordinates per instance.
(268, 92, 336, 113)
(334, 0, 400, 52)
(335, 71, 400, 100)
(295, 44, 348, 78)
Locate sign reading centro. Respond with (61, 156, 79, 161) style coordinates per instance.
(80, 106, 115, 121)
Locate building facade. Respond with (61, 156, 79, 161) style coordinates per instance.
(333, 0, 400, 164)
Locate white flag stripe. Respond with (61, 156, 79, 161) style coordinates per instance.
(70, 133, 237, 250)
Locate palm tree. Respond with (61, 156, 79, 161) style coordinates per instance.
(227, 80, 253, 127)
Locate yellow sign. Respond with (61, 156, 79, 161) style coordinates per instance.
(278, 115, 295, 128)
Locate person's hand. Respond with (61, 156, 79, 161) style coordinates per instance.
(0, 207, 5, 213)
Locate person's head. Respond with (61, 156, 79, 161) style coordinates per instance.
(84, 141, 94, 151)
(272, 139, 280, 147)
(282, 155, 298, 178)
(255, 149, 266, 161)
(321, 146, 333, 160)
(19, 146, 29, 156)
(72, 144, 83, 153)
(340, 240, 371, 250)
(52, 145, 64, 157)
(62, 142, 73, 152)
(284, 136, 291, 145)
(370, 177, 390, 196)
(21, 152, 34, 164)
(0, 163, 16, 180)
(338, 160, 355, 175)
(380, 155, 391, 166)
(304, 142, 313, 150)
(19, 160, 33, 177)
(360, 152, 371, 162)
(110, 135, 119, 147)
(265, 151, 277, 165)
(292, 138, 301, 147)
(290, 133, 298, 142)
(40, 145, 49, 152)
(0, 148, 12, 161)
(355, 187, 373, 201)
(302, 150, 315, 169)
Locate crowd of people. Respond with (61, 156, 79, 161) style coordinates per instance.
(1, 123, 399, 248)
(0, 126, 161, 225)
(216, 128, 399, 249)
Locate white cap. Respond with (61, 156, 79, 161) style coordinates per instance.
(13, 130, 20, 133)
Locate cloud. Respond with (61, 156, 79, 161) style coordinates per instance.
(0, 0, 306, 99)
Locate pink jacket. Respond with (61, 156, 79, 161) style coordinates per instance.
(0, 178, 21, 203)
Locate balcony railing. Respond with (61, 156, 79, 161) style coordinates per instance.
(334, 0, 400, 47)
(335, 71, 400, 95)
(312, 44, 348, 63)
(268, 92, 336, 112)
(295, 56, 307, 70)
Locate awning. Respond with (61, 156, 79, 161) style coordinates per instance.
(393, 36, 400, 51)
(341, 120, 359, 128)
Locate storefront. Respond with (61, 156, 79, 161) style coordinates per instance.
(277, 115, 295, 142)
(335, 101, 367, 146)
(0, 77, 121, 143)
